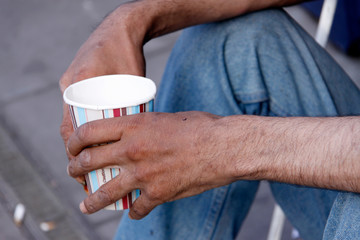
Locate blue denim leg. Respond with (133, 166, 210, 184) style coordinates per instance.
(114, 9, 360, 240)
(323, 193, 360, 240)
(114, 182, 258, 240)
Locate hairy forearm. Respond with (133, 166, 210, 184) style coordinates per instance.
(140, 0, 305, 39)
(105, 0, 307, 45)
(220, 115, 360, 192)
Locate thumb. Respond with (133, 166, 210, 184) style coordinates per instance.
(60, 103, 74, 147)
(61, 103, 86, 185)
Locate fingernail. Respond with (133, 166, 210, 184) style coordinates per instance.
(66, 165, 70, 176)
(79, 201, 88, 214)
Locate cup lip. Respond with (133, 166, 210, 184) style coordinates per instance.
(63, 74, 156, 110)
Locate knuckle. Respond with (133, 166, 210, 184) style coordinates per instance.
(60, 122, 72, 139)
(67, 163, 77, 177)
(123, 114, 144, 130)
(132, 206, 148, 218)
(84, 199, 97, 213)
(77, 123, 93, 142)
(134, 113, 146, 124)
(76, 127, 87, 143)
(133, 164, 156, 184)
(96, 187, 113, 205)
(78, 149, 92, 170)
(146, 186, 162, 202)
(133, 167, 146, 182)
(126, 142, 144, 160)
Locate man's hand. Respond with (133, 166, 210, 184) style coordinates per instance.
(66, 112, 240, 219)
(65, 106, 360, 219)
(59, 3, 147, 184)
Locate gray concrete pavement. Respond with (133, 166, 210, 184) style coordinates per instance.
(0, 125, 88, 240)
(0, 1, 130, 239)
(0, 175, 28, 240)
(0, 1, 359, 240)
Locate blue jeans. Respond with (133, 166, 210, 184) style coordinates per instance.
(114, 9, 360, 240)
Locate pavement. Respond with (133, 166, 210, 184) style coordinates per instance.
(0, 1, 359, 240)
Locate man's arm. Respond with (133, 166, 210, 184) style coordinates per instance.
(223, 115, 360, 192)
(123, 0, 306, 41)
(60, 0, 307, 184)
(66, 113, 360, 219)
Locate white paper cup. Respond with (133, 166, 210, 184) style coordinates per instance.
(63, 74, 156, 210)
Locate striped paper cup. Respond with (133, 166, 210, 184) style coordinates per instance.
(63, 74, 156, 210)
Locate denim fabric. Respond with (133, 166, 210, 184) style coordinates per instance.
(114, 9, 360, 240)
(323, 193, 360, 240)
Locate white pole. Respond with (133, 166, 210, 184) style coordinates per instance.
(315, 0, 338, 47)
(267, 204, 286, 240)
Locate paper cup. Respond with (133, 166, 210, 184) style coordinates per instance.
(63, 74, 156, 210)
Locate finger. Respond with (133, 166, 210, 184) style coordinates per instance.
(67, 143, 127, 178)
(67, 117, 127, 156)
(66, 146, 86, 185)
(60, 103, 75, 148)
(79, 173, 136, 214)
(128, 195, 159, 220)
(61, 103, 86, 185)
(66, 165, 86, 184)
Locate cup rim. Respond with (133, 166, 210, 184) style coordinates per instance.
(63, 74, 156, 110)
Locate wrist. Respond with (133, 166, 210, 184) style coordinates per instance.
(110, 1, 174, 44)
(214, 115, 267, 182)
(105, 2, 151, 46)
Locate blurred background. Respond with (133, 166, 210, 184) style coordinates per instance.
(0, 0, 359, 239)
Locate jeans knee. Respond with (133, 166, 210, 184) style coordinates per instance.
(161, 8, 332, 117)
(170, 8, 297, 81)
(184, 8, 292, 49)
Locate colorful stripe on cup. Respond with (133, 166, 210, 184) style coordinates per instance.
(68, 100, 153, 210)
(69, 100, 154, 128)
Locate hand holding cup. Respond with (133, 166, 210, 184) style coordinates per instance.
(63, 74, 156, 210)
